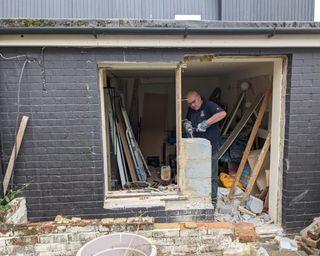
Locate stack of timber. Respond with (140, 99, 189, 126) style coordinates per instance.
(106, 88, 149, 189)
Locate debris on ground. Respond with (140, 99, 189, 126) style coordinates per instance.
(215, 187, 270, 225)
(297, 216, 320, 255)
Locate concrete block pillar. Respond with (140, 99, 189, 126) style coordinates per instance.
(180, 138, 212, 204)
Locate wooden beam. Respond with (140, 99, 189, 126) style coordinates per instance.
(176, 64, 182, 186)
(117, 120, 138, 182)
(3, 116, 29, 194)
(222, 92, 245, 135)
(101, 69, 111, 191)
(228, 86, 272, 199)
(218, 93, 264, 159)
(241, 132, 271, 204)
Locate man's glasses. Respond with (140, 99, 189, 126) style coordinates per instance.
(187, 99, 196, 105)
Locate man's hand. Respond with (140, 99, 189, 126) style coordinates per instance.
(196, 120, 209, 132)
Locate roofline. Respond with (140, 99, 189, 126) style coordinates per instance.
(1, 26, 320, 36)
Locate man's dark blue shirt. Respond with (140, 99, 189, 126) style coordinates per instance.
(187, 99, 224, 153)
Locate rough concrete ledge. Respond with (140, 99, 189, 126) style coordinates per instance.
(0, 18, 319, 29)
(0, 217, 260, 256)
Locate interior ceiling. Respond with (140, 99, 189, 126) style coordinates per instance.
(108, 61, 273, 78)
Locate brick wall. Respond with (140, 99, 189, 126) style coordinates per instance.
(0, 47, 319, 230)
(0, 217, 259, 256)
(282, 51, 320, 231)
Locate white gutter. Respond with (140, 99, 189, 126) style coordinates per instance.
(1, 34, 320, 48)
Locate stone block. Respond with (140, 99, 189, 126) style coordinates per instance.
(98, 224, 110, 232)
(207, 228, 234, 236)
(218, 204, 233, 215)
(184, 159, 211, 178)
(9, 235, 39, 246)
(180, 228, 207, 237)
(0, 239, 7, 255)
(172, 237, 201, 246)
(136, 230, 153, 238)
(65, 241, 83, 252)
(0, 225, 14, 237)
(126, 216, 154, 231)
(56, 225, 67, 232)
(184, 177, 211, 197)
(110, 224, 126, 232)
(35, 242, 67, 253)
(113, 218, 127, 224)
(181, 138, 211, 160)
(127, 216, 154, 224)
(157, 245, 175, 255)
(246, 196, 264, 214)
(68, 232, 101, 242)
(200, 235, 233, 249)
(171, 244, 200, 254)
(152, 228, 180, 238)
(100, 218, 115, 225)
(6, 245, 36, 255)
(68, 225, 97, 233)
(223, 243, 258, 256)
(152, 237, 176, 246)
(39, 234, 68, 244)
(4, 198, 28, 225)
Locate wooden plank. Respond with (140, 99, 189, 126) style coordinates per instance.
(228, 86, 272, 199)
(222, 92, 245, 135)
(137, 147, 151, 177)
(3, 116, 29, 194)
(241, 132, 271, 204)
(218, 93, 264, 159)
(247, 149, 270, 191)
(105, 91, 128, 188)
(117, 120, 138, 182)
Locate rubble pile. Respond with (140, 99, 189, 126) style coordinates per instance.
(297, 217, 320, 255)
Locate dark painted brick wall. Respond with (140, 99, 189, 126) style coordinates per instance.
(0, 47, 319, 231)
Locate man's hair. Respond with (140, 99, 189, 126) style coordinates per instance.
(185, 90, 200, 99)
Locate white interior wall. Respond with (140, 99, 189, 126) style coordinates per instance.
(219, 63, 274, 111)
(219, 63, 273, 130)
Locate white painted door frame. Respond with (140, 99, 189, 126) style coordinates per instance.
(98, 56, 287, 225)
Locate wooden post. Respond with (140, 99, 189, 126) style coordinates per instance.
(240, 132, 271, 204)
(228, 86, 272, 199)
(100, 69, 111, 191)
(3, 116, 29, 194)
(176, 64, 182, 187)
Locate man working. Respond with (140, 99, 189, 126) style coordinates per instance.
(185, 90, 227, 208)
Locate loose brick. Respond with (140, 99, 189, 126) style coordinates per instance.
(234, 223, 259, 243)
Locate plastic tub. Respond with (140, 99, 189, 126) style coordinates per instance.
(77, 232, 157, 256)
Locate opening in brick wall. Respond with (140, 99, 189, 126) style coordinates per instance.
(98, 56, 286, 225)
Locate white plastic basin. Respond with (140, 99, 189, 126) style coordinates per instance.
(77, 232, 157, 256)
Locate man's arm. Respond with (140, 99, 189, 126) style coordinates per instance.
(205, 111, 227, 126)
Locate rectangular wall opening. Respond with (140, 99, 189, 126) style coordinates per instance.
(98, 56, 286, 225)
